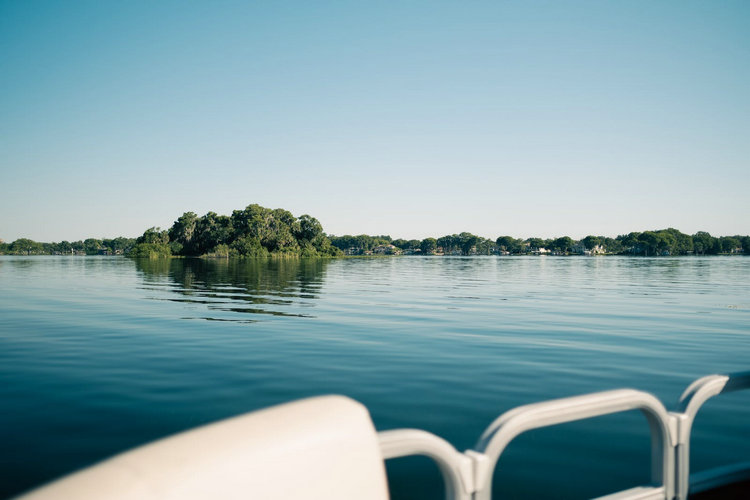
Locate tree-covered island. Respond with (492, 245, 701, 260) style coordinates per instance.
(1, 203, 749, 257)
(129, 204, 341, 258)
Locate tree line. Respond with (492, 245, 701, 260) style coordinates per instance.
(2, 207, 748, 258)
(0, 237, 136, 256)
(330, 228, 750, 256)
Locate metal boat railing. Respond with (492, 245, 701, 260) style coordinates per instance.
(379, 429, 475, 500)
(672, 371, 750, 500)
(378, 371, 750, 500)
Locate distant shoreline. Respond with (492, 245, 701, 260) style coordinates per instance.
(2, 204, 748, 259)
(1, 252, 747, 260)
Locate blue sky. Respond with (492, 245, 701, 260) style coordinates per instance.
(1, 0, 748, 242)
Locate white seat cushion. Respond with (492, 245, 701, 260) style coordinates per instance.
(18, 395, 390, 500)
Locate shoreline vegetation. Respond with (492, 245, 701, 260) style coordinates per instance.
(2, 203, 749, 258)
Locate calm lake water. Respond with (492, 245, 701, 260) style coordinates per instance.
(1, 255, 748, 499)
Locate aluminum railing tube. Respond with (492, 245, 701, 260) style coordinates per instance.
(379, 429, 476, 500)
(672, 370, 750, 500)
(470, 389, 676, 500)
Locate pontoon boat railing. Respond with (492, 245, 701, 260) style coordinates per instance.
(672, 370, 750, 500)
(378, 371, 750, 500)
(379, 429, 475, 500)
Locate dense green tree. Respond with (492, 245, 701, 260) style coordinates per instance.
(169, 241, 184, 255)
(329, 234, 390, 254)
(496, 236, 521, 253)
(360, 236, 377, 247)
(390, 239, 421, 251)
(435, 233, 485, 255)
(637, 231, 662, 256)
(231, 235, 269, 258)
(659, 232, 677, 255)
(194, 212, 233, 255)
(741, 236, 750, 254)
(581, 236, 601, 250)
(392, 239, 409, 249)
(662, 228, 693, 255)
(10, 238, 43, 255)
(457, 233, 480, 255)
(229, 205, 300, 253)
(436, 235, 456, 254)
(295, 215, 323, 243)
(719, 236, 741, 254)
(83, 238, 103, 255)
(616, 232, 641, 254)
(420, 237, 437, 254)
(309, 233, 340, 257)
(549, 236, 574, 253)
(629, 229, 686, 256)
(204, 243, 234, 258)
(168, 212, 199, 254)
(525, 238, 545, 251)
(692, 231, 719, 255)
(130, 228, 172, 258)
(268, 208, 301, 252)
(102, 237, 136, 253)
(474, 237, 494, 255)
(359, 234, 391, 251)
(329, 235, 358, 252)
(57, 240, 73, 254)
(354, 235, 372, 252)
(137, 227, 169, 245)
(601, 237, 622, 254)
(231, 204, 269, 243)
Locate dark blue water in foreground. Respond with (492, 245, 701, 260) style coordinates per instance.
(1, 255, 748, 499)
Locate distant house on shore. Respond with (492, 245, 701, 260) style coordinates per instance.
(372, 244, 401, 255)
(572, 242, 606, 255)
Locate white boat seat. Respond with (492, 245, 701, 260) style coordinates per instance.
(17, 395, 390, 500)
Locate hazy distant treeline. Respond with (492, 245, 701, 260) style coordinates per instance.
(0, 237, 136, 256)
(2, 205, 748, 258)
(330, 228, 750, 256)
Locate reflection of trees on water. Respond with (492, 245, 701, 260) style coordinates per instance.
(619, 256, 715, 283)
(6, 258, 34, 269)
(134, 258, 329, 321)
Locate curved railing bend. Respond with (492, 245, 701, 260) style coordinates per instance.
(378, 429, 475, 500)
(470, 389, 675, 500)
(671, 370, 750, 500)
